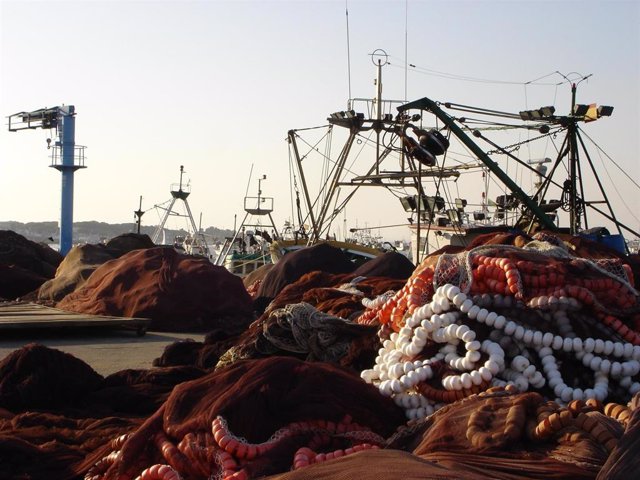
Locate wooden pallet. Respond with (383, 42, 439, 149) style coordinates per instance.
(0, 303, 150, 335)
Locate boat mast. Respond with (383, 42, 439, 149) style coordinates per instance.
(568, 82, 580, 234)
(152, 165, 210, 256)
(134, 196, 144, 234)
(372, 50, 387, 175)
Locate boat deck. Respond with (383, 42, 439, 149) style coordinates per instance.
(0, 303, 150, 335)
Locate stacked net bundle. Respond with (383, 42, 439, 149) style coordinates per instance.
(265, 389, 640, 480)
(57, 247, 254, 332)
(356, 233, 640, 422)
(83, 356, 406, 480)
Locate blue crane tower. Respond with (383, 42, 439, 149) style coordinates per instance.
(8, 105, 86, 255)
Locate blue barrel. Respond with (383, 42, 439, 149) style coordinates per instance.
(600, 234, 626, 254)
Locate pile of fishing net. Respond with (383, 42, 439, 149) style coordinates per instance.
(0, 230, 62, 300)
(157, 252, 413, 370)
(264, 389, 640, 480)
(0, 343, 208, 479)
(253, 243, 356, 311)
(79, 356, 406, 480)
(253, 244, 414, 311)
(38, 233, 155, 302)
(0, 343, 207, 416)
(57, 246, 255, 332)
(6, 351, 632, 480)
(217, 271, 406, 371)
(355, 231, 640, 421)
(3, 229, 640, 480)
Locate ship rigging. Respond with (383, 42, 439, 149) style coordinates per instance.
(286, 52, 638, 263)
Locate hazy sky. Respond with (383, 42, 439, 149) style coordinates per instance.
(1, 0, 638, 242)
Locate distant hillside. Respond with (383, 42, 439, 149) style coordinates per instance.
(0, 221, 235, 246)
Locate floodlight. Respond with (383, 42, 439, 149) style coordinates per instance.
(400, 196, 416, 212)
(573, 104, 590, 116)
(519, 111, 532, 121)
(539, 106, 555, 117)
(597, 105, 614, 117)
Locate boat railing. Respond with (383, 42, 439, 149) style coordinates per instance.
(244, 196, 274, 215)
(347, 97, 406, 120)
(170, 182, 190, 195)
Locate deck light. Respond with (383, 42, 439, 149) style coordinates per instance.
(573, 104, 590, 116)
(519, 111, 532, 121)
(400, 196, 417, 212)
(539, 106, 555, 117)
(597, 105, 614, 117)
(520, 106, 555, 121)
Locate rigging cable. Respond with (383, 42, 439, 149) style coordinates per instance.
(243, 164, 254, 198)
(391, 61, 567, 86)
(578, 129, 640, 226)
(579, 129, 640, 191)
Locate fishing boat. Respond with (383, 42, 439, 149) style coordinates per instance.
(149, 165, 212, 258)
(215, 175, 384, 277)
(286, 50, 639, 263)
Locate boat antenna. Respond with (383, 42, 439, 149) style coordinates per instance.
(345, 1, 352, 100)
(179, 165, 185, 192)
(404, 0, 408, 101)
(370, 49, 389, 175)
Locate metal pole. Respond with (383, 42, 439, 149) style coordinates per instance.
(58, 106, 76, 255)
(375, 59, 382, 175)
(288, 130, 320, 240)
(569, 83, 579, 234)
(136, 196, 143, 234)
(416, 161, 421, 262)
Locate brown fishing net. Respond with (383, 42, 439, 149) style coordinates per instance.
(218, 271, 405, 370)
(254, 243, 357, 310)
(88, 356, 406, 480)
(57, 246, 255, 332)
(0, 230, 62, 299)
(0, 343, 104, 411)
(2, 230, 640, 479)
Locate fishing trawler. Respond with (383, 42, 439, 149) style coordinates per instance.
(149, 166, 212, 258)
(285, 50, 638, 263)
(215, 175, 384, 277)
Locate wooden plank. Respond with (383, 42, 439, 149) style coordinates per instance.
(0, 303, 150, 334)
(0, 315, 140, 322)
(0, 318, 148, 327)
(0, 305, 54, 312)
(0, 310, 78, 317)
